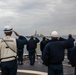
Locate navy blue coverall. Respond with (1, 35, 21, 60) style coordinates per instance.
(26, 37, 39, 65)
(17, 36, 27, 65)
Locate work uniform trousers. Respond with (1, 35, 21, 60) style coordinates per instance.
(29, 50, 35, 65)
(67, 49, 72, 60)
(48, 64, 63, 75)
(17, 49, 23, 63)
(1, 59, 17, 75)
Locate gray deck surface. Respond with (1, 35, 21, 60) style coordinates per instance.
(0, 56, 75, 75)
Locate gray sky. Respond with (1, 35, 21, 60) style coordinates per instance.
(0, 0, 76, 36)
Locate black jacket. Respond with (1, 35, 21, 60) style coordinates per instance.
(17, 36, 27, 49)
(40, 39, 48, 52)
(67, 37, 75, 48)
(42, 39, 74, 66)
(26, 38, 39, 51)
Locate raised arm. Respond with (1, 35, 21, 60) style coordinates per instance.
(13, 30, 20, 37)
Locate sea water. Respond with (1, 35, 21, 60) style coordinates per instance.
(23, 35, 76, 55)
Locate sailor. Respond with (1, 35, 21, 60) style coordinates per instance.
(42, 31, 74, 75)
(0, 25, 27, 75)
(13, 30, 27, 65)
(26, 36, 39, 65)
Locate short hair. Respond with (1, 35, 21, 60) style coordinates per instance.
(68, 34, 72, 38)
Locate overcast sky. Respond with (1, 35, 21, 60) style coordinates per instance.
(0, 0, 76, 37)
